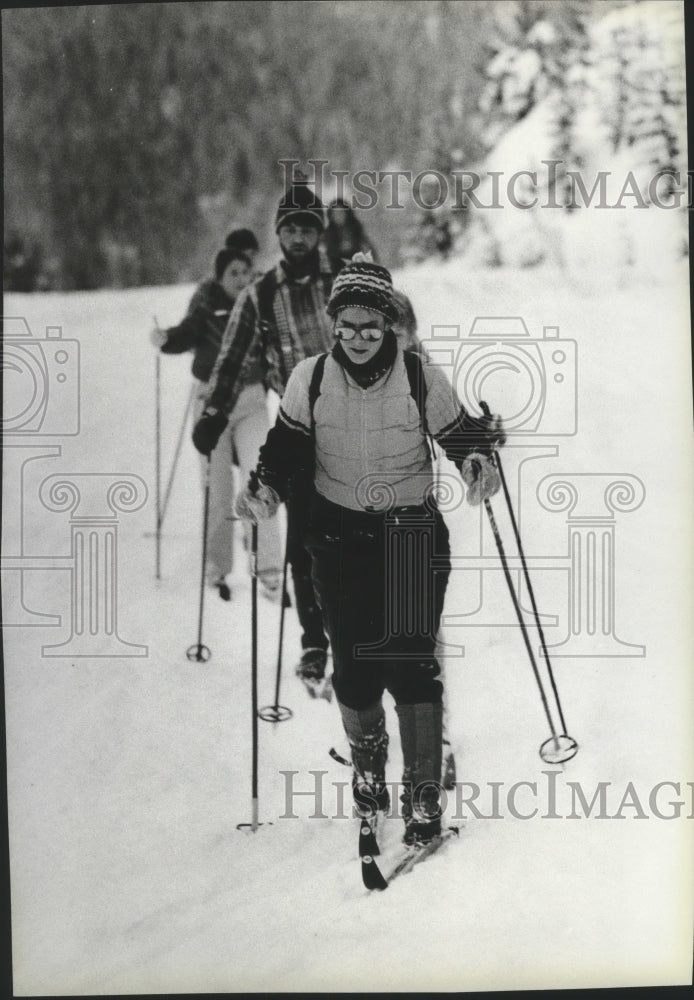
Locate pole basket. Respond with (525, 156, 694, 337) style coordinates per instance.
(478, 438, 579, 768)
(258, 704, 293, 723)
(186, 643, 212, 663)
(539, 734, 579, 765)
(236, 799, 271, 832)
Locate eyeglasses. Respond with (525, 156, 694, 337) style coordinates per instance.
(334, 324, 385, 342)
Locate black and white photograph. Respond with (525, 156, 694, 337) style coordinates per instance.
(2, 0, 693, 994)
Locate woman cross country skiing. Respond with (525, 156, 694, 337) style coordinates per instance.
(151, 237, 282, 602)
(236, 253, 505, 845)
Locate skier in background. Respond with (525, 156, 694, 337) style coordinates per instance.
(151, 236, 282, 602)
(234, 254, 505, 844)
(224, 228, 260, 275)
(391, 288, 422, 353)
(323, 198, 378, 268)
(192, 181, 341, 688)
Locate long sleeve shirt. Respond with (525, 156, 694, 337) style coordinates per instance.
(205, 250, 336, 416)
(257, 349, 496, 512)
(161, 279, 238, 383)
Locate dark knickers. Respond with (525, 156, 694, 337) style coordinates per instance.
(306, 496, 451, 709)
(286, 474, 329, 651)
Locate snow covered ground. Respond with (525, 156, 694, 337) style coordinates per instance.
(3, 253, 693, 994)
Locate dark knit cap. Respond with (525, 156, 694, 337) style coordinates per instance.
(214, 248, 251, 281)
(275, 182, 325, 233)
(225, 228, 259, 252)
(326, 252, 399, 323)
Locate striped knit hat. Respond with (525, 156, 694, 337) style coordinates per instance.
(326, 252, 399, 323)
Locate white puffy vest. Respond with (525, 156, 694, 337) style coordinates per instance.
(313, 354, 433, 511)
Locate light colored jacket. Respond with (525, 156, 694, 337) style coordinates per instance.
(279, 350, 461, 511)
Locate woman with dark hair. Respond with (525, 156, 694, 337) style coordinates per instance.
(151, 243, 282, 602)
(323, 199, 377, 267)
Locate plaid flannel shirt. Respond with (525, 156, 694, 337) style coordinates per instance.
(161, 279, 235, 383)
(205, 249, 336, 416)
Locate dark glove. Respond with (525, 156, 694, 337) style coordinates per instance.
(192, 408, 228, 456)
(477, 400, 506, 452)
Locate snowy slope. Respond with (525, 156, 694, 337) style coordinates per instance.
(465, 0, 688, 272)
(3, 256, 693, 993)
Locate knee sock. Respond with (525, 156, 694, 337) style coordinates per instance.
(337, 700, 388, 782)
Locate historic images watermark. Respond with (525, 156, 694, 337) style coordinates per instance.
(2, 315, 148, 655)
(280, 158, 692, 211)
(279, 769, 694, 822)
(2, 316, 81, 437)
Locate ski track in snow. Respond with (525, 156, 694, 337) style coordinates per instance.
(3, 258, 693, 993)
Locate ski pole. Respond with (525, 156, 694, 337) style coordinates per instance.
(160, 383, 196, 530)
(154, 343, 162, 581)
(238, 522, 262, 831)
(478, 400, 576, 760)
(186, 456, 212, 662)
(492, 449, 571, 738)
(479, 476, 577, 764)
(258, 536, 293, 723)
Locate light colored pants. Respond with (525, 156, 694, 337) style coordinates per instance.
(194, 382, 282, 581)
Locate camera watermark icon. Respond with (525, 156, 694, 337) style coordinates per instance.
(2, 471, 149, 657)
(346, 316, 644, 659)
(442, 461, 647, 658)
(2, 317, 80, 435)
(420, 317, 577, 436)
(536, 473, 646, 657)
(35, 474, 149, 657)
(2, 315, 148, 656)
(2, 442, 63, 627)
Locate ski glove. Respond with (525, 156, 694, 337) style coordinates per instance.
(462, 452, 501, 506)
(235, 470, 280, 522)
(192, 408, 228, 456)
(477, 400, 506, 453)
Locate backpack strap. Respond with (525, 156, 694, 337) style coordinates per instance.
(308, 353, 328, 436)
(403, 349, 428, 431)
(255, 268, 277, 330)
(403, 349, 435, 458)
(306, 350, 433, 451)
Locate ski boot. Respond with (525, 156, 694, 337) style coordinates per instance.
(401, 781, 442, 845)
(211, 574, 232, 602)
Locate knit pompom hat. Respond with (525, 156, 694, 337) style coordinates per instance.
(275, 181, 325, 232)
(326, 252, 399, 323)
